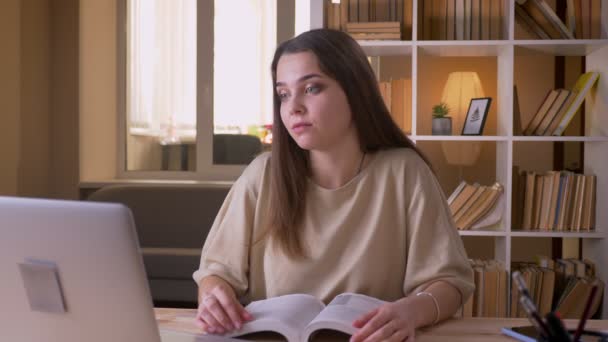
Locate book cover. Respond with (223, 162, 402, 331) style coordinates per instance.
(449, 183, 479, 217)
(447, 0, 456, 40)
(534, 0, 576, 38)
(515, 3, 551, 39)
(551, 72, 600, 136)
(454, 0, 464, 40)
(533, 89, 570, 135)
(523, 89, 559, 135)
(402, 0, 413, 39)
(532, 174, 544, 229)
(522, 171, 536, 230)
(464, 0, 472, 39)
(574, 0, 584, 39)
(582, 174, 596, 230)
(481, 0, 491, 39)
(390, 78, 405, 129)
(590, 0, 601, 38)
(490, 0, 503, 40)
(581, 0, 591, 39)
(471, 0, 481, 39)
(519, 0, 563, 39)
(543, 90, 577, 136)
(448, 180, 467, 205)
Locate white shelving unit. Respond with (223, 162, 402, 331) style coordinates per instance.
(311, 0, 608, 317)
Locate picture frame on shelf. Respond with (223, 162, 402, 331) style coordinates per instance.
(462, 97, 492, 135)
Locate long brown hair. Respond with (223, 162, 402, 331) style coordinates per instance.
(267, 29, 429, 259)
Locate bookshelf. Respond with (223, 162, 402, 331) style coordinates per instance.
(312, 0, 608, 317)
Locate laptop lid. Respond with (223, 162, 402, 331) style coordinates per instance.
(0, 196, 161, 342)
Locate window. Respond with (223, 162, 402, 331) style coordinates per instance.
(121, 0, 289, 178)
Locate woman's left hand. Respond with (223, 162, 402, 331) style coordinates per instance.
(350, 298, 416, 342)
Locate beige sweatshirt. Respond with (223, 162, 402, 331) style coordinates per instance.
(193, 148, 474, 305)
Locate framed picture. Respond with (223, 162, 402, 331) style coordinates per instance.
(462, 97, 492, 135)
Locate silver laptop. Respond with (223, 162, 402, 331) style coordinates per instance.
(0, 196, 234, 342)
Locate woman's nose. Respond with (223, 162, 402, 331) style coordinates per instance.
(287, 95, 305, 116)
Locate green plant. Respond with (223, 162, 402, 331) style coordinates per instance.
(432, 102, 450, 118)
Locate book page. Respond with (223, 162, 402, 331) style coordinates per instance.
(225, 294, 324, 342)
(302, 293, 387, 340)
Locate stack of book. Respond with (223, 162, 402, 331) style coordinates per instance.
(513, 169, 596, 231)
(378, 78, 411, 134)
(515, 0, 602, 39)
(324, 0, 413, 40)
(419, 0, 505, 40)
(447, 181, 504, 230)
(523, 72, 599, 136)
(346, 21, 401, 40)
(511, 257, 603, 319)
(461, 259, 508, 317)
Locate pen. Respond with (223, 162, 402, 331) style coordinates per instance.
(572, 283, 599, 342)
(519, 294, 551, 339)
(545, 311, 571, 342)
(512, 271, 551, 338)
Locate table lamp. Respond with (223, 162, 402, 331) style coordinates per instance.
(440, 72, 485, 177)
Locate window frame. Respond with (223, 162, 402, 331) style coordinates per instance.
(116, 0, 318, 181)
(117, 0, 247, 181)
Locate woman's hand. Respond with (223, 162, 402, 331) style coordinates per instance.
(195, 276, 253, 335)
(350, 298, 416, 342)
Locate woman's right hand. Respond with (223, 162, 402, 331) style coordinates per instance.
(195, 275, 253, 335)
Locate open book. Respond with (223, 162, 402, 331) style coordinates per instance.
(224, 293, 386, 342)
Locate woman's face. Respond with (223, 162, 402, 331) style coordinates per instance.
(275, 51, 356, 152)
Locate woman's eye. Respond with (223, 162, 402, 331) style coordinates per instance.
(305, 85, 321, 94)
(277, 92, 289, 101)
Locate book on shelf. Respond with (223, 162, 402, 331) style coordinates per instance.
(551, 71, 600, 136)
(590, 0, 602, 38)
(345, 21, 401, 31)
(523, 89, 560, 136)
(448, 181, 504, 230)
(325, 1, 414, 40)
(566, 0, 576, 35)
(470, 0, 481, 40)
(224, 293, 386, 342)
(348, 32, 401, 40)
(533, 89, 571, 136)
(446, 0, 456, 40)
(490, 0, 503, 40)
(481, 0, 492, 40)
(517, 0, 575, 39)
(460, 259, 507, 318)
(514, 169, 596, 231)
(522, 71, 600, 136)
(515, 2, 552, 39)
(378, 78, 411, 134)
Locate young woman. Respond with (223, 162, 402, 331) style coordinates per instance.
(193, 29, 474, 342)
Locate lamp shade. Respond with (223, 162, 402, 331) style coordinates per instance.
(441, 72, 485, 134)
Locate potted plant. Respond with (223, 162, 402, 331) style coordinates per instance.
(432, 102, 452, 135)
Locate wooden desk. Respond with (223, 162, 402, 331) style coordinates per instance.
(156, 308, 608, 341)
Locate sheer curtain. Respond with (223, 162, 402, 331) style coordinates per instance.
(127, 0, 197, 144)
(214, 0, 277, 134)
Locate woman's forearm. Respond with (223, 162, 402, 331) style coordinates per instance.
(399, 280, 463, 328)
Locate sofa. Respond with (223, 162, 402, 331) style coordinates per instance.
(87, 183, 232, 307)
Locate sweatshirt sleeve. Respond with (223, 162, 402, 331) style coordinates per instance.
(402, 152, 475, 304)
(192, 153, 269, 297)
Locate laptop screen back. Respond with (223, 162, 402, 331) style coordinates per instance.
(0, 196, 162, 342)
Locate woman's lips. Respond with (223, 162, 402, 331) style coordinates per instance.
(292, 122, 312, 134)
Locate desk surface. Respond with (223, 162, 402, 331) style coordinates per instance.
(155, 308, 608, 341)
